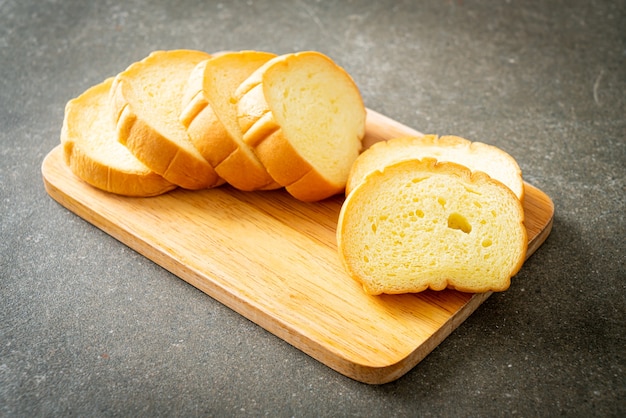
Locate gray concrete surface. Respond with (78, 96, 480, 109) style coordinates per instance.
(1, 0, 624, 416)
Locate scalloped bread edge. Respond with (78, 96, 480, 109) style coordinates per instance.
(234, 51, 366, 202)
(337, 158, 528, 295)
(180, 51, 280, 191)
(346, 135, 525, 202)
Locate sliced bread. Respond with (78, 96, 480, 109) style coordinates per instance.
(110, 49, 223, 190)
(180, 50, 280, 191)
(234, 51, 366, 201)
(61, 77, 176, 197)
(346, 135, 525, 201)
(337, 158, 527, 295)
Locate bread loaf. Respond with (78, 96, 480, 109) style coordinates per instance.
(180, 51, 280, 191)
(234, 51, 366, 201)
(346, 135, 524, 201)
(110, 50, 223, 190)
(61, 77, 176, 197)
(337, 158, 527, 295)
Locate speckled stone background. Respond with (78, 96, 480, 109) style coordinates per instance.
(1, 0, 624, 416)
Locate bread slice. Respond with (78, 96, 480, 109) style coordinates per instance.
(346, 135, 524, 201)
(337, 158, 527, 295)
(234, 51, 366, 201)
(110, 50, 223, 190)
(61, 77, 176, 197)
(180, 50, 280, 191)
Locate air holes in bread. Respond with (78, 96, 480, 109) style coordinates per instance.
(338, 143, 527, 295)
(447, 213, 471, 234)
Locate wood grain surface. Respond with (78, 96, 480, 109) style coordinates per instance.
(41, 109, 554, 384)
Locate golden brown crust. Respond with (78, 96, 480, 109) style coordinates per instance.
(180, 85, 237, 168)
(180, 59, 238, 168)
(181, 51, 278, 191)
(236, 62, 308, 188)
(285, 169, 344, 202)
(61, 78, 176, 197)
(110, 50, 223, 190)
(337, 158, 527, 295)
(237, 83, 272, 141)
(239, 99, 278, 148)
(346, 134, 524, 201)
(215, 147, 282, 191)
(251, 128, 311, 186)
(63, 142, 177, 197)
(236, 51, 365, 201)
(180, 60, 237, 168)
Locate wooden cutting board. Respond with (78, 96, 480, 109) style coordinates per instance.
(42, 109, 554, 384)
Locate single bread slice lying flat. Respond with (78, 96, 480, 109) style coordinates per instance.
(234, 51, 366, 201)
(180, 50, 279, 191)
(346, 135, 524, 201)
(111, 49, 222, 190)
(61, 77, 176, 197)
(337, 158, 527, 295)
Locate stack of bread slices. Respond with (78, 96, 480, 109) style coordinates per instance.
(60, 48, 528, 296)
(61, 49, 366, 201)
